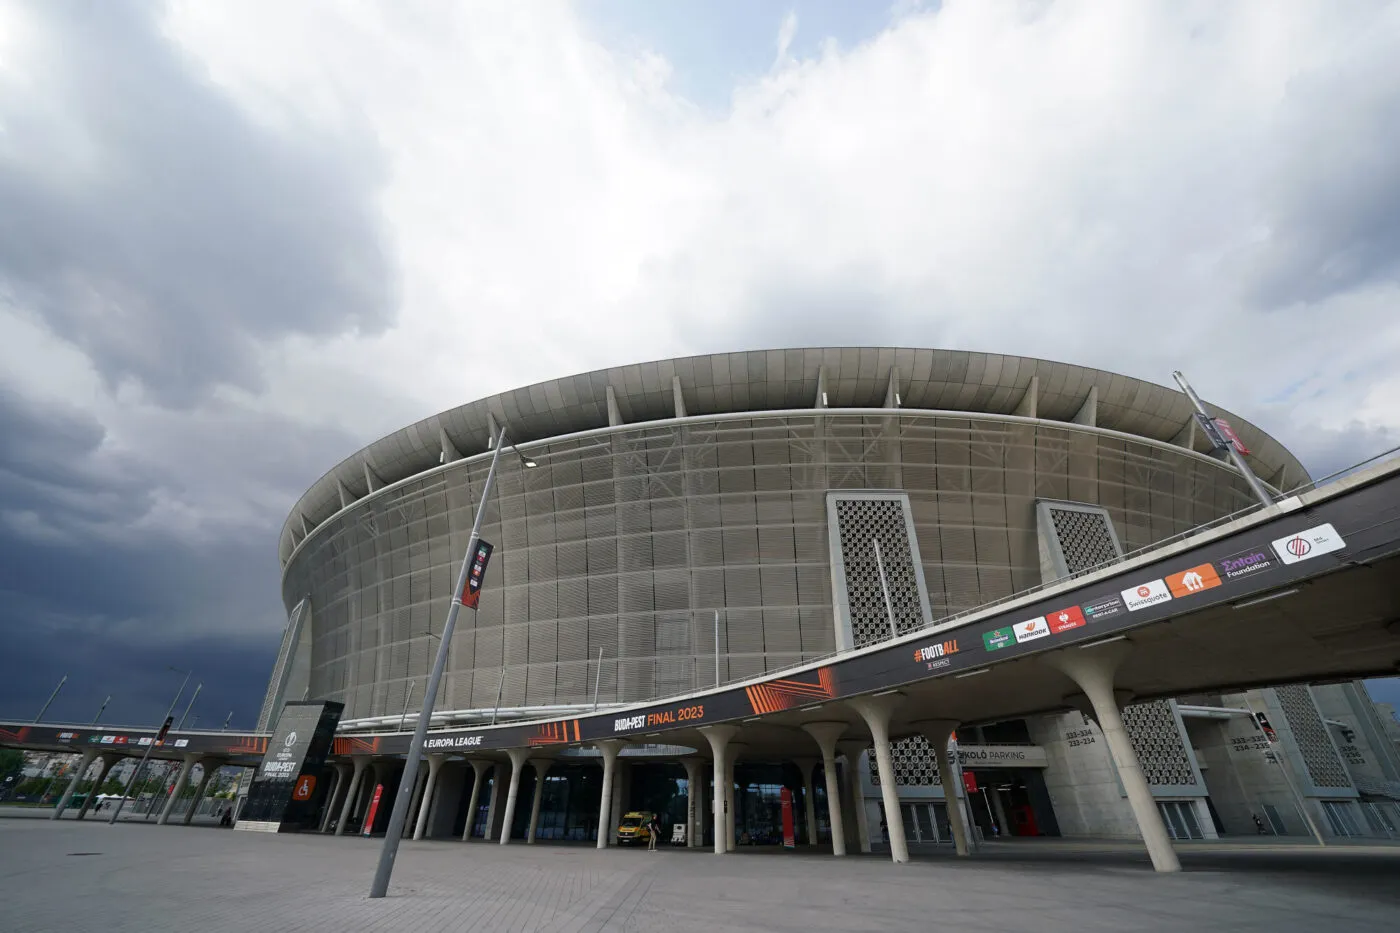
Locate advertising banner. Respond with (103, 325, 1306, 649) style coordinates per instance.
(780, 787, 795, 849)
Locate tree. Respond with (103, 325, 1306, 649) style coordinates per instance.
(0, 749, 23, 781)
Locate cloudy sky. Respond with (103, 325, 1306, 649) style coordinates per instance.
(2, 0, 1398, 727)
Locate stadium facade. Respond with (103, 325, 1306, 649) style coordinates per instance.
(260, 348, 1400, 846)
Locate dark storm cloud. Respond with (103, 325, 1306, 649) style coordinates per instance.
(0, 386, 369, 725)
(0, 0, 397, 405)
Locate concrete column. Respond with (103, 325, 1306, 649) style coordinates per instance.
(526, 758, 553, 844)
(795, 758, 819, 846)
(462, 760, 489, 840)
(802, 723, 848, 856)
(498, 748, 530, 845)
(725, 746, 744, 848)
(700, 725, 740, 854)
(51, 749, 98, 820)
(1044, 641, 1181, 873)
(989, 782, 1010, 836)
(335, 756, 369, 836)
(157, 755, 198, 825)
(181, 760, 221, 825)
(848, 696, 909, 863)
(320, 763, 350, 832)
(681, 758, 703, 848)
(402, 761, 429, 838)
(913, 719, 970, 856)
(413, 755, 445, 841)
(76, 753, 121, 820)
(484, 764, 505, 840)
(595, 740, 627, 849)
(837, 741, 873, 853)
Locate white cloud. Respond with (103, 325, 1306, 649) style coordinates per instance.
(8, 0, 1400, 549)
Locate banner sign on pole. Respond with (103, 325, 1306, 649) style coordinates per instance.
(780, 787, 795, 849)
(155, 716, 174, 742)
(1194, 413, 1231, 452)
(461, 540, 494, 609)
(1213, 418, 1251, 456)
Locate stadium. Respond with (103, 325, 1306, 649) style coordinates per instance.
(257, 349, 1400, 847)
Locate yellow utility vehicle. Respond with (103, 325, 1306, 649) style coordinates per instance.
(615, 811, 657, 846)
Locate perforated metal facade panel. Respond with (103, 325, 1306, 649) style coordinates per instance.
(868, 734, 941, 787)
(280, 413, 1267, 720)
(1274, 685, 1354, 789)
(828, 494, 933, 650)
(1123, 700, 1197, 787)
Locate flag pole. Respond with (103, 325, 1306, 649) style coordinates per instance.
(1172, 371, 1274, 509)
(369, 427, 512, 898)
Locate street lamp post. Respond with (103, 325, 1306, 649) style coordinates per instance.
(1172, 371, 1274, 509)
(34, 674, 68, 723)
(369, 427, 535, 898)
(176, 683, 202, 730)
(109, 667, 191, 824)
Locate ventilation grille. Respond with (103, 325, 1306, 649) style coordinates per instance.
(1275, 685, 1353, 788)
(834, 498, 923, 648)
(867, 735, 940, 787)
(1123, 700, 1197, 786)
(1048, 508, 1121, 573)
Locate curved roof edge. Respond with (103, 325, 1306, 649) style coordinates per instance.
(279, 348, 1308, 563)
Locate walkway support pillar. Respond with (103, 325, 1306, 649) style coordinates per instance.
(157, 755, 198, 825)
(802, 723, 848, 856)
(484, 764, 505, 840)
(498, 748, 530, 845)
(681, 757, 704, 848)
(700, 725, 740, 854)
(413, 755, 445, 840)
(1043, 640, 1181, 873)
(595, 740, 627, 849)
(335, 756, 369, 836)
(794, 757, 819, 846)
(913, 719, 970, 856)
(462, 760, 489, 840)
(837, 740, 872, 852)
(52, 748, 98, 820)
(182, 759, 223, 825)
(849, 695, 910, 864)
(525, 758, 553, 844)
(321, 763, 350, 832)
(402, 762, 428, 838)
(76, 753, 122, 820)
(725, 744, 745, 848)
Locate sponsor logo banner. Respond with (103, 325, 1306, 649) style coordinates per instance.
(1166, 563, 1223, 598)
(1216, 546, 1276, 581)
(1014, 617, 1050, 643)
(173, 739, 189, 748)
(1081, 594, 1126, 622)
(1271, 523, 1345, 565)
(99, 735, 115, 744)
(1046, 605, 1086, 634)
(1122, 579, 1172, 612)
(914, 639, 961, 667)
(982, 627, 1015, 651)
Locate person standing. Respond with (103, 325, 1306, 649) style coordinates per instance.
(647, 814, 660, 851)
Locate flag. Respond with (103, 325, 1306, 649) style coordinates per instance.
(461, 540, 494, 609)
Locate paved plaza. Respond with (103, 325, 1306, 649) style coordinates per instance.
(1, 818, 1397, 933)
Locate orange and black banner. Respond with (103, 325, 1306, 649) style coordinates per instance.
(528, 719, 581, 746)
(745, 666, 837, 715)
